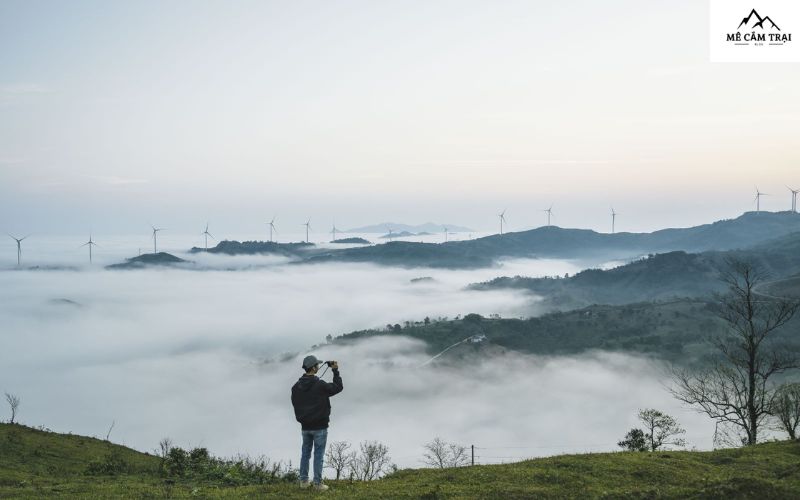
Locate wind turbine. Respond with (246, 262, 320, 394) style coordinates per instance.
(202, 223, 214, 251)
(443, 226, 448, 242)
(151, 226, 164, 253)
(303, 219, 312, 243)
(8, 234, 28, 266)
(266, 217, 277, 242)
(330, 223, 341, 242)
(754, 187, 768, 213)
(498, 210, 507, 235)
(788, 186, 799, 213)
(543, 205, 553, 227)
(387, 228, 394, 241)
(611, 207, 617, 234)
(81, 234, 98, 264)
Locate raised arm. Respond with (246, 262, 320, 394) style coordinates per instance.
(325, 362, 343, 396)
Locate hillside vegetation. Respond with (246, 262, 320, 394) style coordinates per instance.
(335, 299, 800, 366)
(1, 424, 799, 499)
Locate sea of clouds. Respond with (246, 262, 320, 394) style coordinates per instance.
(0, 249, 714, 472)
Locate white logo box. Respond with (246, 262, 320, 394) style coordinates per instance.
(710, 0, 800, 62)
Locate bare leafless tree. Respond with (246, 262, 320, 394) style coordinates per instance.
(448, 442, 470, 466)
(348, 441, 393, 481)
(422, 437, 449, 468)
(325, 440, 353, 480)
(105, 420, 115, 441)
(772, 382, 800, 440)
(158, 437, 174, 458)
(4, 393, 20, 424)
(671, 259, 800, 445)
(422, 437, 470, 468)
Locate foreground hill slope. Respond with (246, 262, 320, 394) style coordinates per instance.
(1, 424, 798, 499)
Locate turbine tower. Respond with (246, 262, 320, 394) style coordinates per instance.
(151, 226, 164, 253)
(267, 217, 277, 242)
(81, 234, 98, 264)
(543, 205, 553, 227)
(443, 226, 448, 242)
(788, 186, 799, 213)
(611, 208, 617, 234)
(202, 223, 214, 251)
(8, 234, 28, 266)
(498, 210, 507, 235)
(754, 187, 768, 213)
(303, 219, 312, 243)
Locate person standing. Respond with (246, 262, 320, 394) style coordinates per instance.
(291, 355, 343, 490)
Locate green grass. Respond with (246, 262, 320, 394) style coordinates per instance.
(2, 423, 799, 499)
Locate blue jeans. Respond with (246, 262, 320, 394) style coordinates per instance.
(299, 428, 327, 484)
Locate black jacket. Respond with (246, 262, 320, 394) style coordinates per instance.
(291, 369, 343, 430)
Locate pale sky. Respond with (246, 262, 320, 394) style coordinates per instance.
(1, 0, 799, 235)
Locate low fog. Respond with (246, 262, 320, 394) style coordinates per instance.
(0, 256, 712, 471)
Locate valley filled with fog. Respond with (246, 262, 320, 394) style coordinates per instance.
(0, 238, 713, 469)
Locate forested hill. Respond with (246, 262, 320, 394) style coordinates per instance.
(334, 299, 800, 367)
(470, 231, 800, 309)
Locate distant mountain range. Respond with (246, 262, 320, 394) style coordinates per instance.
(344, 222, 473, 233)
(306, 211, 800, 268)
(112, 211, 800, 270)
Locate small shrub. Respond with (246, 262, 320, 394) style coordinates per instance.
(85, 451, 129, 475)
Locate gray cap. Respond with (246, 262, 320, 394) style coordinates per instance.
(302, 355, 321, 370)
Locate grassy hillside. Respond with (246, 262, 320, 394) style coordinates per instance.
(2, 423, 799, 499)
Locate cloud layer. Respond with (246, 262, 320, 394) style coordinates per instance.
(0, 258, 713, 473)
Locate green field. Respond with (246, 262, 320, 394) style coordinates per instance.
(2, 423, 799, 499)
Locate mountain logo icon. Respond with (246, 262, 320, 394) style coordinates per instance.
(737, 8, 781, 31)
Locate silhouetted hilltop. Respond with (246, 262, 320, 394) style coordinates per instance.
(380, 231, 417, 239)
(305, 212, 800, 268)
(331, 237, 371, 244)
(304, 241, 495, 268)
(189, 240, 314, 257)
(106, 252, 188, 270)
